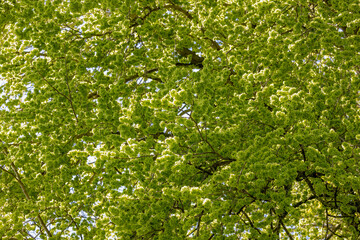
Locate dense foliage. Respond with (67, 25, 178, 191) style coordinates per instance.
(1, 0, 359, 239)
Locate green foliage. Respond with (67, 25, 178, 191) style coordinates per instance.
(0, 0, 360, 239)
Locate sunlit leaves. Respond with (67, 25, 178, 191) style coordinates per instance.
(0, 0, 360, 239)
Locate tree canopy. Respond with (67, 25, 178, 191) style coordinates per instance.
(0, 0, 360, 239)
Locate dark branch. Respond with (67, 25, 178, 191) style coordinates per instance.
(163, 4, 193, 20)
(293, 195, 317, 208)
(280, 219, 294, 240)
(124, 68, 160, 83)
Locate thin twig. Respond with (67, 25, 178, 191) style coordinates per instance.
(189, 115, 220, 158)
(325, 224, 342, 240)
(40, 74, 70, 101)
(64, 57, 79, 124)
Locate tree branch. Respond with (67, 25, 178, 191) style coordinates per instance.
(163, 4, 193, 20)
(130, 7, 161, 28)
(176, 47, 204, 67)
(124, 68, 160, 83)
(40, 73, 70, 101)
(325, 224, 342, 240)
(241, 210, 261, 235)
(300, 144, 307, 162)
(196, 210, 204, 237)
(279, 219, 294, 240)
(293, 195, 316, 208)
(37, 70, 79, 123)
(10, 163, 52, 237)
(64, 58, 79, 124)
